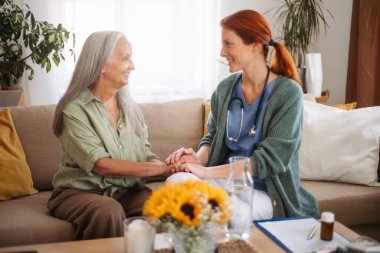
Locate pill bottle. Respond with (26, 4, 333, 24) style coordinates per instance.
(320, 212, 334, 241)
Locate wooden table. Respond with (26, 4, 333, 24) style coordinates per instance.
(0, 222, 357, 253)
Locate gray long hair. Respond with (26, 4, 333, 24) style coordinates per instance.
(53, 31, 144, 137)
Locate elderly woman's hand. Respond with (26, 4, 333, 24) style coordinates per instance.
(165, 147, 201, 166)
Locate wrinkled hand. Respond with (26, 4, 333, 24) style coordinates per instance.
(165, 147, 201, 173)
(161, 163, 177, 176)
(165, 147, 200, 164)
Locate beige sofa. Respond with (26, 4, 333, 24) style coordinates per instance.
(0, 98, 379, 247)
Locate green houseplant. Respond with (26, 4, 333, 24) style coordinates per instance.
(0, 0, 75, 89)
(272, 0, 333, 68)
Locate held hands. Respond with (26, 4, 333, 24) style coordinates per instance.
(160, 163, 175, 176)
(165, 147, 200, 164)
(181, 163, 207, 178)
(165, 147, 202, 174)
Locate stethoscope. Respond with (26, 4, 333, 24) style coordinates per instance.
(226, 66, 270, 142)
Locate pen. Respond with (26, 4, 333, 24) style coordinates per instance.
(312, 249, 336, 253)
(307, 224, 319, 240)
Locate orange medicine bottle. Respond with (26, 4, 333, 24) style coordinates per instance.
(320, 212, 334, 241)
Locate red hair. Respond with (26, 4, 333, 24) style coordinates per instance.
(220, 10, 301, 84)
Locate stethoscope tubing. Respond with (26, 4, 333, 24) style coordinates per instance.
(226, 66, 270, 142)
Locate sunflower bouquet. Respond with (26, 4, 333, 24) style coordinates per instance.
(143, 179, 230, 253)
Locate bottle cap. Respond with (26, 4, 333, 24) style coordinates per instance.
(321, 212, 334, 223)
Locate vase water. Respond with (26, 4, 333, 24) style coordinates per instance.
(225, 156, 254, 240)
(169, 223, 217, 253)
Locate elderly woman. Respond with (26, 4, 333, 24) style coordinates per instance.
(48, 31, 172, 239)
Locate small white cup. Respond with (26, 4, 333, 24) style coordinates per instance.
(123, 216, 155, 253)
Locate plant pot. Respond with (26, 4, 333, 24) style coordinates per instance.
(0, 62, 23, 90)
(0, 88, 24, 107)
(0, 80, 22, 90)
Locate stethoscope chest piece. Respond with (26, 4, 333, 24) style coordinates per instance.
(248, 125, 256, 137)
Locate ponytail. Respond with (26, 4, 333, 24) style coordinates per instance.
(270, 41, 301, 84)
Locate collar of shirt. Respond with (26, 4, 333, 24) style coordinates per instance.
(78, 88, 126, 112)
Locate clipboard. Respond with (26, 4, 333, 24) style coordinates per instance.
(253, 216, 349, 253)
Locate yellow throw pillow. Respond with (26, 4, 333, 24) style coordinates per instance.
(332, 102, 357, 111)
(0, 108, 37, 201)
(203, 100, 211, 136)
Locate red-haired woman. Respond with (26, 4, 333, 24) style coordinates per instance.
(166, 10, 319, 220)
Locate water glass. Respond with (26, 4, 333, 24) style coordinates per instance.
(225, 156, 254, 240)
(123, 216, 155, 253)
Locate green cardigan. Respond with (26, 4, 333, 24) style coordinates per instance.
(200, 73, 319, 218)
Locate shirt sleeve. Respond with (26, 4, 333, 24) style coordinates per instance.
(142, 123, 160, 161)
(62, 113, 110, 173)
(199, 91, 218, 149)
(250, 82, 303, 178)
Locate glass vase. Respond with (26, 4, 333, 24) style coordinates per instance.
(169, 223, 217, 253)
(225, 156, 254, 240)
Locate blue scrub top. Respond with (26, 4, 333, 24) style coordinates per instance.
(224, 74, 277, 192)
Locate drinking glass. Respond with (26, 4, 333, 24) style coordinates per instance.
(225, 156, 254, 240)
(123, 216, 155, 253)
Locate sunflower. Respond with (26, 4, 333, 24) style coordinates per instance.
(169, 189, 204, 227)
(206, 185, 231, 224)
(183, 180, 210, 195)
(144, 183, 181, 219)
(183, 180, 230, 223)
(144, 179, 230, 228)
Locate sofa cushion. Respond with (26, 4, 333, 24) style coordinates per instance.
(302, 180, 380, 226)
(0, 108, 37, 200)
(0, 191, 73, 247)
(300, 101, 380, 186)
(331, 102, 357, 110)
(9, 105, 61, 191)
(203, 100, 211, 136)
(140, 98, 204, 161)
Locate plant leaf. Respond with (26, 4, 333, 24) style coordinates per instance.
(52, 53, 60, 66)
(46, 58, 51, 72)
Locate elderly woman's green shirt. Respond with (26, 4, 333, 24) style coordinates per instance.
(52, 89, 158, 196)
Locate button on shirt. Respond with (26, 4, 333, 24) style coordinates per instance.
(52, 89, 159, 196)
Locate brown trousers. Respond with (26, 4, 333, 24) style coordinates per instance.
(47, 186, 151, 240)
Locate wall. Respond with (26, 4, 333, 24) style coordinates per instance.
(21, 0, 73, 106)
(19, 0, 352, 105)
(311, 0, 353, 105)
(219, 0, 353, 105)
